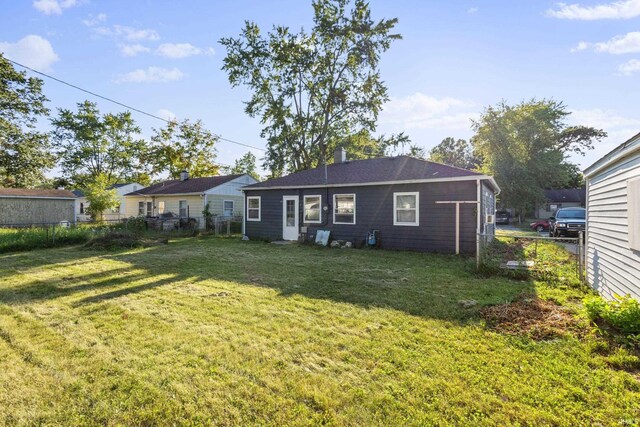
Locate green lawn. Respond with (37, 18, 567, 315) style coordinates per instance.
(0, 237, 638, 426)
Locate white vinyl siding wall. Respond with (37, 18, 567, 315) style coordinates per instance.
(586, 149, 640, 300)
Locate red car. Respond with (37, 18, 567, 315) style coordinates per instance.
(530, 219, 550, 232)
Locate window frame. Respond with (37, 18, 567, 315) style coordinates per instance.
(138, 201, 145, 216)
(223, 200, 234, 217)
(179, 200, 187, 217)
(158, 201, 165, 215)
(333, 193, 356, 225)
(393, 192, 420, 226)
(247, 196, 261, 222)
(303, 195, 322, 224)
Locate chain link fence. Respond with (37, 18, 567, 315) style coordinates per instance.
(477, 231, 586, 284)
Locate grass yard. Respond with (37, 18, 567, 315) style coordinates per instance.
(0, 237, 638, 426)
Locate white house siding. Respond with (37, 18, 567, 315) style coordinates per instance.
(586, 136, 640, 300)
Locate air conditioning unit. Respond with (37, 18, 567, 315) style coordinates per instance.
(486, 214, 495, 224)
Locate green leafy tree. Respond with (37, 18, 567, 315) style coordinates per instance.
(408, 144, 427, 160)
(149, 119, 220, 179)
(226, 151, 261, 181)
(428, 137, 479, 170)
(0, 54, 54, 188)
(471, 99, 606, 221)
(220, 0, 401, 174)
(84, 173, 119, 222)
(341, 130, 410, 160)
(51, 101, 148, 187)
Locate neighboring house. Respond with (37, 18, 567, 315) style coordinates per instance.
(0, 188, 76, 226)
(535, 187, 586, 219)
(73, 183, 145, 222)
(242, 149, 500, 254)
(584, 131, 640, 300)
(124, 172, 258, 229)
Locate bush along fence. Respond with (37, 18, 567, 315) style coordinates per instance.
(476, 231, 586, 286)
(0, 215, 244, 253)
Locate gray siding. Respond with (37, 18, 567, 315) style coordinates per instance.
(0, 197, 75, 226)
(245, 181, 485, 254)
(586, 150, 640, 300)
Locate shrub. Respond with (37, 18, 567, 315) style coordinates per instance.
(584, 294, 640, 336)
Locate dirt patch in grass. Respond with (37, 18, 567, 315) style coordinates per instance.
(84, 232, 168, 250)
(481, 294, 588, 340)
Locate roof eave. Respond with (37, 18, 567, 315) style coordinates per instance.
(584, 131, 640, 178)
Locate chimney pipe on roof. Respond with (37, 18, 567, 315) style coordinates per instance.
(334, 147, 347, 164)
(180, 170, 189, 181)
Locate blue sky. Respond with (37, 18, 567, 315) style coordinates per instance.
(1, 0, 639, 176)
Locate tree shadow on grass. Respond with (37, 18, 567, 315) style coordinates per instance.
(0, 238, 535, 323)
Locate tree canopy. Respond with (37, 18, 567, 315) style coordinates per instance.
(220, 0, 401, 175)
(471, 99, 606, 220)
(428, 137, 479, 170)
(51, 100, 147, 188)
(0, 54, 54, 188)
(226, 151, 261, 181)
(149, 119, 220, 179)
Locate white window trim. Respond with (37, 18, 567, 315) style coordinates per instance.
(138, 201, 145, 216)
(303, 195, 322, 224)
(393, 192, 419, 226)
(333, 193, 356, 225)
(247, 196, 261, 222)
(223, 200, 234, 217)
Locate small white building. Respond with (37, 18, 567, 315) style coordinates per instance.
(584, 132, 640, 300)
(74, 182, 145, 222)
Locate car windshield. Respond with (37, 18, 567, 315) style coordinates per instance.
(556, 209, 585, 219)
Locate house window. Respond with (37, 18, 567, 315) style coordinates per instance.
(179, 200, 188, 217)
(394, 192, 419, 226)
(334, 194, 355, 224)
(247, 196, 261, 221)
(80, 202, 84, 214)
(223, 200, 234, 217)
(158, 201, 165, 215)
(138, 201, 145, 216)
(304, 195, 321, 223)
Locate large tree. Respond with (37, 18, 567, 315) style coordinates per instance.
(471, 99, 606, 221)
(51, 101, 147, 187)
(428, 137, 479, 170)
(225, 151, 260, 181)
(0, 54, 55, 188)
(220, 0, 401, 175)
(149, 119, 219, 179)
(84, 173, 119, 222)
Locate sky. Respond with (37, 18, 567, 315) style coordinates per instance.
(1, 0, 640, 177)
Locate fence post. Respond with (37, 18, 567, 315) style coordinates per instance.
(578, 231, 584, 284)
(476, 232, 480, 269)
(227, 219, 231, 236)
(52, 223, 56, 243)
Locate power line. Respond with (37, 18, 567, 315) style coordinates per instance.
(5, 57, 267, 153)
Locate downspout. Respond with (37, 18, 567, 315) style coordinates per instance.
(476, 178, 481, 268)
(584, 178, 590, 286)
(241, 189, 246, 236)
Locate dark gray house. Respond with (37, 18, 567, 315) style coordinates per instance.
(242, 150, 500, 254)
(535, 187, 586, 219)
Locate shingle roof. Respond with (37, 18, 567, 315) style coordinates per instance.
(0, 188, 76, 198)
(544, 187, 586, 204)
(125, 175, 243, 196)
(245, 156, 484, 189)
(72, 190, 85, 197)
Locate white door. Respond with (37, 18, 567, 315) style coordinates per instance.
(282, 196, 299, 241)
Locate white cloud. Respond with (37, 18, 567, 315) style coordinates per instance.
(156, 109, 177, 121)
(573, 32, 640, 54)
(155, 43, 214, 58)
(380, 93, 476, 130)
(548, 0, 640, 20)
(618, 58, 640, 75)
(114, 67, 185, 83)
(93, 24, 160, 42)
(467, 7, 479, 13)
(120, 44, 150, 57)
(0, 35, 59, 71)
(82, 13, 107, 27)
(33, 0, 78, 15)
